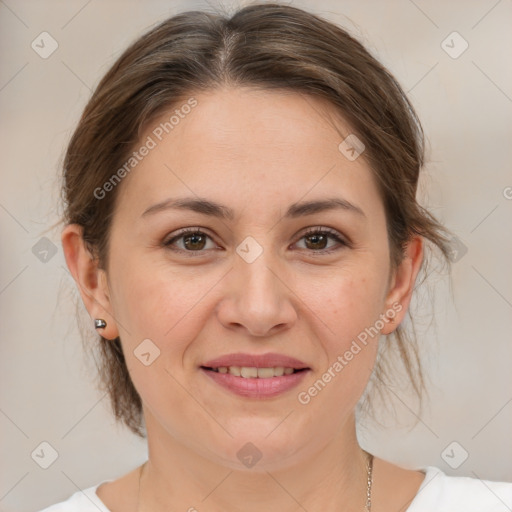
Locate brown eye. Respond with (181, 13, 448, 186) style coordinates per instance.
(164, 229, 216, 252)
(295, 228, 347, 253)
(182, 232, 207, 250)
(304, 233, 329, 250)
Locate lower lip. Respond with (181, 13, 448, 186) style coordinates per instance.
(201, 368, 309, 399)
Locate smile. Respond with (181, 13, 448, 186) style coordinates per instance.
(206, 366, 302, 378)
(200, 365, 310, 399)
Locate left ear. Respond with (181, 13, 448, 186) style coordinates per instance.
(381, 236, 423, 335)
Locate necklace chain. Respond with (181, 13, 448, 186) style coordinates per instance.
(365, 450, 374, 512)
(137, 451, 374, 512)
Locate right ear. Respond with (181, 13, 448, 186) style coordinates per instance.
(61, 224, 119, 340)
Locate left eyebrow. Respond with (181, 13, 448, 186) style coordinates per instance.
(285, 197, 366, 219)
(141, 196, 366, 220)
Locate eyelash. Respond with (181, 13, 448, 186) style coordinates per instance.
(163, 226, 349, 256)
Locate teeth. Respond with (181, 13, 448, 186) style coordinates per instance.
(257, 367, 275, 378)
(213, 366, 298, 378)
(229, 366, 241, 376)
(240, 366, 258, 378)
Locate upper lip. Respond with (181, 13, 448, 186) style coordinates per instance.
(201, 352, 310, 369)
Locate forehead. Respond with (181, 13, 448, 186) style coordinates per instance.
(114, 86, 382, 221)
(169, 87, 347, 162)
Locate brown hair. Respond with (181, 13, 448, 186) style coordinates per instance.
(62, 3, 451, 437)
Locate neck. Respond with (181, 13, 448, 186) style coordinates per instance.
(139, 410, 370, 512)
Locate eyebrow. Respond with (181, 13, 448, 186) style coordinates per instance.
(141, 196, 366, 220)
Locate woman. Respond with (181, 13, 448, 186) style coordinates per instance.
(40, 3, 512, 511)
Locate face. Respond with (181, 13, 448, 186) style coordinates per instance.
(80, 87, 416, 471)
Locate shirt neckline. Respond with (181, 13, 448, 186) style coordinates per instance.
(87, 466, 441, 511)
(404, 466, 443, 510)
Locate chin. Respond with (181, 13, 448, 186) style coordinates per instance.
(206, 425, 316, 473)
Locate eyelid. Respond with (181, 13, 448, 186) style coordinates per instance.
(300, 226, 348, 243)
(296, 226, 350, 252)
(163, 226, 213, 243)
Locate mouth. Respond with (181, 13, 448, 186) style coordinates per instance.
(201, 365, 307, 378)
(199, 353, 311, 399)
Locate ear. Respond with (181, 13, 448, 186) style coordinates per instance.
(61, 224, 119, 340)
(381, 236, 423, 335)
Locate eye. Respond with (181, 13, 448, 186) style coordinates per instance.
(294, 227, 348, 253)
(164, 228, 217, 253)
(163, 226, 348, 256)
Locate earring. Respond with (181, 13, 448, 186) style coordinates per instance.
(94, 318, 107, 329)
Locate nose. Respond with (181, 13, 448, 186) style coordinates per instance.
(215, 252, 298, 338)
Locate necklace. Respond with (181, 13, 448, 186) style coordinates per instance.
(136, 451, 374, 511)
(365, 450, 374, 511)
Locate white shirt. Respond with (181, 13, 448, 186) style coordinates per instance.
(37, 465, 512, 511)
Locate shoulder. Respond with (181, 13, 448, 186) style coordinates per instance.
(407, 466, 512, 512)
(36, 482, 111, 512)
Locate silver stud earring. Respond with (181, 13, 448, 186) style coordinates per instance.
(94, 318, 107, 329)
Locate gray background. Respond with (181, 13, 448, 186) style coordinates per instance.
(1, 0, 511, 510)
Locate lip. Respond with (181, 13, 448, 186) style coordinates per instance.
(200, 352, 310, 399)
(201, 352, 310, 370)
(201, 366, 310, 399)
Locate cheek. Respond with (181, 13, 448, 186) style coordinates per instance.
(302, 260, 389, 341)
(113, 269, 206, 343)
(110, 265, 207, 417)
(295, 261, 388, 402)
(294, 271, 385, 425)
(108, 253, 227, 380)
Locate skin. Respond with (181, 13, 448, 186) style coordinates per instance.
(62, 87, 425, 511)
